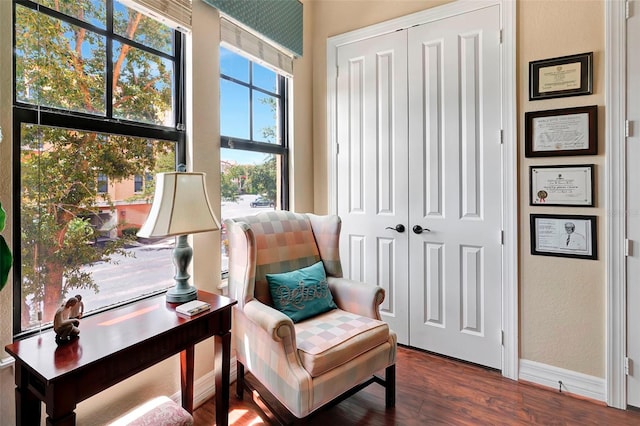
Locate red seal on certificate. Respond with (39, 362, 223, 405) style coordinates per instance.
(537, 190, 548, 203)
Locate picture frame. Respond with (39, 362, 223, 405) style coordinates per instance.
(525, 105, 597, 157)
(529, 164, 594, 207)
(530, 214, 597, 260)
(529, 52, 593, 100)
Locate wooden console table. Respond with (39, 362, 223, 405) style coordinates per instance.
(5, 290, 236, 426)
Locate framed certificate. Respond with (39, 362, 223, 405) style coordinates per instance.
(530, 214, 597, 260)
(525, 105, 597, 157)
(529, 52, 593, 100)
(530, 164, 594, 206)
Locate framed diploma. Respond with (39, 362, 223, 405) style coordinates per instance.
(525, 105, 597, 157)
(529, 52, 593, 100)
(530, 214, 597, 260)
(529, 164, 594, 207)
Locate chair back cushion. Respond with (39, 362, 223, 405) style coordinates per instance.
(228, 211, 322, 306)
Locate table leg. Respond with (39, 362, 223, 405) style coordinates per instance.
(14, 363, 41, 426)
(180, 345, 195, 413)
(15, 386, 41, 425)
(45, 412, 76, 426)
(215, 331, 231, 426)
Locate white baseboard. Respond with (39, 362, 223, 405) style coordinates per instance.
(519, 359, 605, 402)
(170, 356, 238, 408)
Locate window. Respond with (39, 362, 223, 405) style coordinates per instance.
(98, 174, 109, 194)
(13, 0, 185, 335)
(134, 174, 144, 192)
(219, 46, 289, 274)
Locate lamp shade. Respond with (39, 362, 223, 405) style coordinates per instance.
(137, 172, 220, 238)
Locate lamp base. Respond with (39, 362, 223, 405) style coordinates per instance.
(166, 234, 198, 303)
(165, 284, 198, 303)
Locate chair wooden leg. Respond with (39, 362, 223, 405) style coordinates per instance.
(236, 361, 245, 400)
(385, 364, 396, 407)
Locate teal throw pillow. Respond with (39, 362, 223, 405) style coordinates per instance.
(266, 261, 337, 323)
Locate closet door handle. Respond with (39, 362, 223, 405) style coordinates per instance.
(412, 225, 431, 234)
(385, 224, 406, 233)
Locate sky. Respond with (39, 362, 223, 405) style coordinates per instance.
(220, 46, 280, 166)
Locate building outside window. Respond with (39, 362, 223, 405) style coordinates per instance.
(13, 0, 184, 335)
(219, 45, 289, 274)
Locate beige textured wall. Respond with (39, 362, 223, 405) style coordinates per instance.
(191, 1, 222, 296)
(0, 0, 14, 420)
(310, 0, 606, 379)
(518, 0, 605, 377)
(290, 0, 316, 213)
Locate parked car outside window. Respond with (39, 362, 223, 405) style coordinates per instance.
(250, 196, 275, 208)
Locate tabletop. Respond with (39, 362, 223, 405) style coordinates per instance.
(5, 291, 236, 381)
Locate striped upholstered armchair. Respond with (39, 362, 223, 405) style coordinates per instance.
(225, 211, 396, 420)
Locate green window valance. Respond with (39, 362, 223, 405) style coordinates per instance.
(203, 0, 303, 57)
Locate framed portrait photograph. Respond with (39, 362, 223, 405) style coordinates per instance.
(530, 164, 594, 207)
(525, 105, 597, 157)
(529, 52, 593, 100)
(530, 214, 597, 260)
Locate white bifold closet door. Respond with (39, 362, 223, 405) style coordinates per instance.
(336, 5, 502, 369)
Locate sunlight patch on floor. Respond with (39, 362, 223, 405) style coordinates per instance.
(229, 408, 265, 425)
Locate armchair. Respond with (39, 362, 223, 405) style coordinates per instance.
(225, 211, 397, 420)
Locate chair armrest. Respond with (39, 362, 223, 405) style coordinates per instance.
(327, 277, 385, 320)
(243, 299, 297, 345)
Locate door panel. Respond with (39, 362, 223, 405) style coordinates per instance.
(460, 32, 481, 218)
(424, 242, 444, 326)
(422, 40, 445, 218)
(407, 5, 502, 369)
(336, 31, 410, 343)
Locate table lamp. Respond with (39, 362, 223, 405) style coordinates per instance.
(137, 170, 220, 303)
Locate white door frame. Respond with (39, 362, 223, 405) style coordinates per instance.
(326, 0, 518, 379)
(605, 0, 627, 410)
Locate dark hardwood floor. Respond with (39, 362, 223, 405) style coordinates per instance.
(193, 346, 640, 425)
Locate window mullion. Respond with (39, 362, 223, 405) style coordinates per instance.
(175, 31, 186, 168)
(106, 0, 114, 119)
(249, 65, 254, 144)
(220, 137, 286, 155)
(279, 75, 289, 210)
(278, 75, 286, 148)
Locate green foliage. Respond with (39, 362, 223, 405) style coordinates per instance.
(221, 171, 240, 202)
(121, 227, 140, 238)
(247, 155, 277, 201)
(0, 202, 12, 292)
(15, 3, 107, 113)
(221, 156, 277, 203)
(259, 96, 278, 144)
